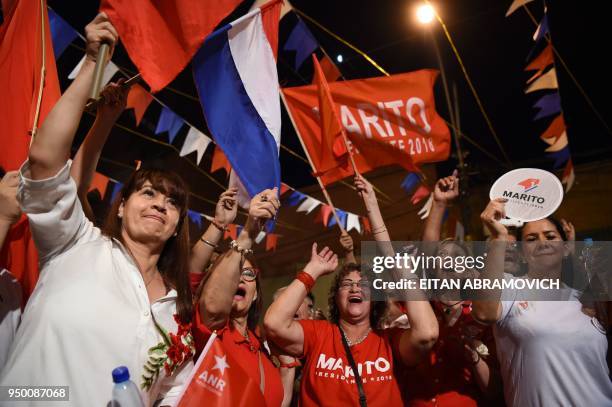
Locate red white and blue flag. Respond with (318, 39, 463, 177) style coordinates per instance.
(193, 0, 282, 200)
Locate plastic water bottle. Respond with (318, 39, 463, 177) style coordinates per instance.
(581, 238, 594, 275)
(111, 366, 145, 407)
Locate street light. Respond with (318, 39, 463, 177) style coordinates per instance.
(416, 4, 435, 24)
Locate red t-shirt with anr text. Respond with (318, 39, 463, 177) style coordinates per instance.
(298, 319, 404, 407)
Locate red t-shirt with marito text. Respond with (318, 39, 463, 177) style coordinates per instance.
(298, 319, 405, 407)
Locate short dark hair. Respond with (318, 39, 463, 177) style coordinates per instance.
(327, 263, 387, 328)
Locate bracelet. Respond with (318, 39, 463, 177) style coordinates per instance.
(200, 237, 218, 249)
(230, 240, 253, 256)
(373, 228, 387, 235)
(211, 219, 227, 232)
(296, 271, 315, 293)
(279, 359, 301, 369)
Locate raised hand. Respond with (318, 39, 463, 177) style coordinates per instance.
(0, 171, 21, 225)
(560, 219, 575, 241)
(304, 243, 339, 279)
(480, 198, 509, 239)
(97, 80, 129, 123)
(246, 188, 280, 235)
(339, 232, 354, 253)
(354, 173, 376, 206)
(85, 12, 119, 63)
(214, 187, 238, 228)
(433, 169, 459, 205)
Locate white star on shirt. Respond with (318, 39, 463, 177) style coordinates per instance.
(212, 355, 230, 375)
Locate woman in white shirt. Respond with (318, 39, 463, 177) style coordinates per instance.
(0, 13, 194, 406)
(474, 199, 612, 407)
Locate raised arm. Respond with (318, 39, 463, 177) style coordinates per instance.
(471, 199, 509, 325)
(198, 188, 278, 330)
(189, 188, 237, 275)
(28, 13, 118, 180)
(264, 243, 338, 356)
(339, 232, 357, 264)
(71, 81, 128, 222)
(0, 171, 21, 250)
(423, 170, 458, 242)
(354, 174, 394, 257)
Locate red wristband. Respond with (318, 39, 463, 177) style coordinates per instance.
(296, 271, 315, 293)
(211, 219, 227, 232)
(279, 359, 301, 369)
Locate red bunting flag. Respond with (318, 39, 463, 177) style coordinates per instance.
(265, 233, 279, 251)
(101, 0, 242, 92)
(361, 217, 372, 235)
(88, 172, 110, 198)
(312, 54, 341, 84)
(280, 183, 291, 196)
(211, 146, 232, 175)
(411, 184, 431, 205)
(177, 333, 267, 407)
(540, 115, 565, 142)
(126, 84, 153, 125)
(283, 70, 450, 185)
(314, 205, 334, 226)
(525, 44, 554, 83)
(562, 159, 575, 193)
(224, 224, 238, 241)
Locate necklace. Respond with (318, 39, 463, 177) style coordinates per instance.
(144, 271, 161, 287)
(341, 326, 371, 346)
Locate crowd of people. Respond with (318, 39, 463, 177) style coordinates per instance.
(0, 13, 611, 407)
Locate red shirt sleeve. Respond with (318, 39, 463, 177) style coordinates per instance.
(297, 319, 328, 357)
(189, 272, 204, 294)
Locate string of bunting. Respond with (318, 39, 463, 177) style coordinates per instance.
(506, 2, 574, 192)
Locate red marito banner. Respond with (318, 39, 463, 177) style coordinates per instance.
(282, 69, 451, 185)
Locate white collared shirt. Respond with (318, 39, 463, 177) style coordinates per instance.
(0, 161, 193, 406)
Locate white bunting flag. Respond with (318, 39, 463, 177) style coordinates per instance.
(544, 132, 568, 152)
(255, 231, 267, 244)
(525, 68, 558, 93)
(417, 193, 434, 219)
(68, 56, 119, 86)
(296, 197, 321, 214)
(505, 0, 534, 17)
(346, 213, 361, 234)
(180, 127, 212, 164)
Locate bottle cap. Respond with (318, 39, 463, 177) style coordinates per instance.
(112, 366, 130, 383)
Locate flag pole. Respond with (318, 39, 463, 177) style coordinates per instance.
(280, 91, 345, 233)
(173, 331, 219, 407)
(30, 0, 47, 143)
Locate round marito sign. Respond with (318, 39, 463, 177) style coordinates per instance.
(489, 168, 564, 222)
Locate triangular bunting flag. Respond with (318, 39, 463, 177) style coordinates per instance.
(411, 184, 430, 205)
(211, 146, 231, 175)
(562, 159, 575, 193)
(88, 172, 110, 198)
(505, 0, 534, 17)
(547, 146, 570, 168)
(544, 132, 568, 152)
(180, 127, 212, 164)
(280, 183, 291, 196)
(315, 205, 333, 227)
(400, 173, 420, 193)
(155, 106, 184, 143)
(525, 68, 558, 93)
(296, 197, 321, 214)
(127, 84, 153, 125)
(266, 233, 279, 251)
(525, 44, 553, 79)
(255, 231, 266, 244)
(361, 217, 372, 234)
(417, 193, 434, 219)
(187, 209, 203, 230)
(533, 14, 549, 42)
(346, 213, 361, 234)
(540, 115, 565, 142)
(533, 93, 561, 120)
(283, 19, 318, 69)
(48, 8, 78, 58)
(110, 181, 123, 202)
(328, 209, 347, 228)
(285, 190, 307, 207)
(68, 56, 119, 87)
(224, 224, 238, 241)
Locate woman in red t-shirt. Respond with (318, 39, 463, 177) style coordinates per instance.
(264, 175, 439, 407)
(194, 188, 284, 407)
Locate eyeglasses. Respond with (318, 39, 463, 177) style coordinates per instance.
(339, 280, 370, 290)
(241, 267, 258, 282)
